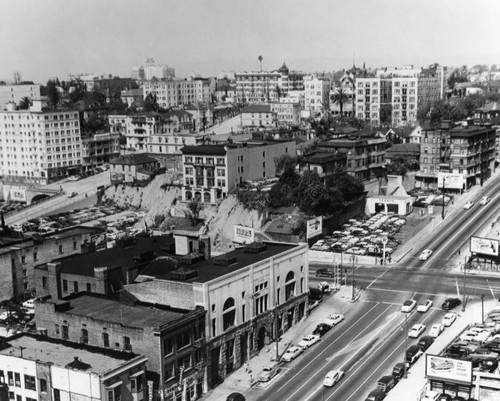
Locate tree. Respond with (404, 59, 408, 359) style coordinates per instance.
(45, 80, 60, 109)
(294, 170, 331, 215)
(186, 200, 202, 226)
(12, 71, 22, 84)
(258, 55, 263, 71)
(330, 88, 349, 115)
(325, 169, 365, 202)
(274, 154, 297, 175)
(447, 67, 468, 89)
(144, 93, 160, 112)
(268, 181, 294, 208)
(379, 104, 393, 127)
(18, 96, 31, 110)
(68, 78, 87, 103)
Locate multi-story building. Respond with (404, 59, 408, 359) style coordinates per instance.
(270, 102, 301, 126)
(35, 293, 206, 401)
(316, 131, 387, 179)
(235, 63, 305, 104)
(122, 239, 309, 391)
(142, 78, 214, 109)
(298, 152, 347, 179)
(0, 101, 82, 184)
(0, 332, 148, 401)
(355, 77, 392, 127)
(81, 131, 121, 170)
(415, 121, 496, 190)
(123, 113, 175, 151)
(121, 88, 144, 108)
(241, 104, 276, 128)
(109, 154, 160, 183)
(0, 226, 102, 302)
(304, 76, 331, 116)
(180, 140, 296, 203)
(143, 59, 175, 80)
(0, 84, 41, 109)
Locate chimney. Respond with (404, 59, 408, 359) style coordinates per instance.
(200, 235, 211, 260)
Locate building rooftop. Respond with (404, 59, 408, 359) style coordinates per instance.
(110, 153, 159, 165)
(242, 104, 272, 114)
(181, 144, 227, 155)
(450, 124, 495, 138)
(0, 333, 141, 374)
(50, 293, 188, 329)
(302, 152, 347, 164)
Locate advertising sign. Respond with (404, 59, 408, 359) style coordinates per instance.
(425, 355, 472, 385)
(306, 216, 323, 239)
(10, 189, 27, 202)
(438, 173, 464, 190)
(234, 225, 255, 244)
(470, 236, 499, 257)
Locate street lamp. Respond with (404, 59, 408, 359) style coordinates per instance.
(351, 255, 356, 301)
(403, 312, 409, 379)
(382, 236, 388, 264)
(441, 176, 446, 220)
(462, 258, 467, 312)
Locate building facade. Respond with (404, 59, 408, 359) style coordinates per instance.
(0, 85, 41, 110)
(241, 104, 276, 128)
(109, 154, 161, 183)
(304, 76, 331, 116)
(0, 102, 82, 184)
(270, 102, 301, 126)
(0, 333, 148, 401)
(180, 140, 296, 203)
(81, 132, 121, 170)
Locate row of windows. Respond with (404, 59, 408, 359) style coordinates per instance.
(0, 371, 37, 391)
(53, 324, 132, 350)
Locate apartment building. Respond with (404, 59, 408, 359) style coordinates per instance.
(0, 333, 148, 401)
(241, 104, 276, 128)
(355, 77, 392, 127)
(304, 76, 331, 116)
(0, 84, 41, 109)
(0, 101, 82, 184)
(270, 101, 301, 126)
(81, 132, 121, 169)
(142, 78, 214, 109)
(109, 154, 160, 183)
(235, 63, 305, 104)
(180, 140, 296, 203)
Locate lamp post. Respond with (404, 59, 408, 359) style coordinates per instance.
(404, 312, 409, 379)
(382, 236, 388, 265)
(441, 176, 446, 220)
(462, 258, 467, 312)
(351, 255, 356, 301)
(481, 294, 485, 324)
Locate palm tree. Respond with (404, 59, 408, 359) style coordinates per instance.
(330, 88, 349, 116)
(258, 55, 263, 71)
(19, 96, 31, 110)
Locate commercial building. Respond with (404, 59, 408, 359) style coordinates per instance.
(0, 84, 41, 110)
(122, 239, 309, 391)
(0, 226, 102, 302)
(180, 140, 296, 203)
(35, 294, 206, 401)
(0, 332, 148, 401)
(0, 101, 82, 184)
(235, 63, 305, 104)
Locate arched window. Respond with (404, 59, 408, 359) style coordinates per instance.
(185, 190, 192, 200)
(204, 192, 211, 203)
(194, 192, 202, 201)
(285, 271, 295, 300)
(223, 297, 236, 331)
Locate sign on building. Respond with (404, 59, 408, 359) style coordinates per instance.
(437, 173, 464, 190)
(470, 236, 499, 257)
(306, 216, 323, 239)
(425, 355, 472, 385)
(10, 189, 27, 202)
(234, 225, 255, 244)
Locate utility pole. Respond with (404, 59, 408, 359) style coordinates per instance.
(441, 176, 446, 220)
(481, 294, 485, 324)
(351, 255, 356, 301)
(462, 259, 467, 312)
(404, 312, 408, 379)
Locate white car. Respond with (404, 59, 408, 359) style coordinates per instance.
(442, 312, 457, 327)
(417, 299, 433, 313)
(463, 201, 474, 210)
(324, 313, 345, 326)
(298, 334, 321, 349)
(401, 299, 417, 313)
(429, 323, 444, 338)
(67, 191, 78, 198)
(419, 249, 433, 261)
(480, 196, 491, 206)
(67, 175, 79, 181)
(421, 391, 440, 401)
(281, 346, 304, 362)
(259, 365, 281, 382)
(409, 323, 426, 338)
(323, 369, 344, 387)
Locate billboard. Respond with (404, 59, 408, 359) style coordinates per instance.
(234, 225, 255, 244)
(470, 236, 499, 257)
(438, 173, 464, 190)
(306, 216, 323, 239)
(425, 355, 473, 385)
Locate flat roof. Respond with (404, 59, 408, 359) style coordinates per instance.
(56, 294, 188, 328)
(0, 333, 139, 374)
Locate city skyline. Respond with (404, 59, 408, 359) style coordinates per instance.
(1, 0, 500, 83)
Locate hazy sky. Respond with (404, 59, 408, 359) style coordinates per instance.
(1, 0, 499, 83)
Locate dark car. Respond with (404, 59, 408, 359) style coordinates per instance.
(316, 268, 335, 278)
(364, 389, 385, 401)
(226, 393, 246, 401)
(313, 323, 332, 337)
(309, 288, 323, 302)
(392, 362, 406, 381)
(417, 336, 435, 352)
(483, 340, 500, 353)
(452, 397, 466, 401)
(442, 298, 462, 310)
(437, 395, 452, 401)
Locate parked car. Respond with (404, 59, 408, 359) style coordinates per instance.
(442, 298, 461, 310)
(392, 362, 406, 381)
(323, 370, 344, 387)
(422, 391, 441, 401)
(463, 201, 474, 210)
(437, 395, 453, 401)
(417, 299, 433, 312)
(324, 313, 345, 326)
(364, 389, 386, 401)
(406, 344, 424, 364)
(409, 323, 426, 338)
(418, 336, 435, 351)
(429, 323, 444, 338)
(442, 312, 457, 326)
(259, 365, 281, 382)
(316, 268, 334, 278)
(313, 323, 332, 337)
(419, 249, 433, 261)
(480, 196, 491, 206)
(281, 346, 304, 362)
(67, 191, 77, 198)
(401, 299, 417, 313)
(377, 375, 395, 394)
(226, 393, 245, 401)
(298, 334, 321, 349)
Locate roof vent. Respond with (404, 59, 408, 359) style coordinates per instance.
(213, 255, 238, 266)
(180, 252, 204, 265)
(170, 267, 198, 281)
(244, 242, 268, 254)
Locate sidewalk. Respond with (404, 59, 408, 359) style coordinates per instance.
(202, 286, 356, 401)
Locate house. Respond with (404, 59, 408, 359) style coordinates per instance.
(109, 154, 161, 183)
(385, 143, 420, 164)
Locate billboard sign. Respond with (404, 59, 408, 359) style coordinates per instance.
(438, 173, 464, 190)
(306, 216, 323, 239)
(470, 236, 499, 257)
(234, 225, 255, 244)
(426, 355, 472, 385)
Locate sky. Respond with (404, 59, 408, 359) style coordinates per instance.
(1, 0, 500, 83)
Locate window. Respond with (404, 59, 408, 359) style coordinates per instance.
(15, 373, 20, 387)
(73, 281, 79, 293)
(7, 372, 13, 386)
(285, 271, 296, 300)
(177, 330, 191, 349)
(131, 374, 143, 393)
(222, 298, 236, 331)
(16, 396, 21, 401)
(55, 324, 60, 335)
(107, 387, 121, 401)
(59, 245, 63, 253)
(73, 241, 77, 250)
(86, 283, 91, 292)
(163, 337, 174, 355)
(81, 328, 89, 344)
(40, 378, 47, 393)
(63, 279, 68, 292)
(123, 336, 131, 351)
(103, 332, 110, 347)
(61, 325, 68, 340)
(25, 375, 36, 390)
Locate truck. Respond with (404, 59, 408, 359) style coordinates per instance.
(376, 375, 395, 394)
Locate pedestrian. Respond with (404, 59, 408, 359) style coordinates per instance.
(388, 255, 392, 263)
(458, 249, 461, 256)
(244, 362, 249, 373)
